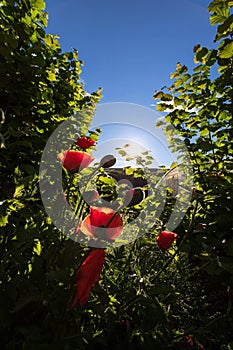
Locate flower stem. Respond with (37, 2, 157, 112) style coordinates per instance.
(72, 165, 102, 221)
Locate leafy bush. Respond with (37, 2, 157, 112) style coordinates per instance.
(154, 0, 233, 348)
(1, 0, 233, 349)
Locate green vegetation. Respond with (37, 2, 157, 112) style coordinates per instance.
(0, 0, 233, 349)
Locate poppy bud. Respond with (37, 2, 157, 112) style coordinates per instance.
(156, 230, 178, 250)
(76, 136, 95, 150)
(124, 187, 145, 207)
(100, 154, 116, 168)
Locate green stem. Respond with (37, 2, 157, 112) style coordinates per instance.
(120, 201, 200, 310)
(66, 173, 74, 204)
(73, 193, 84, 221)
(75, 199, 87, 224)
(105, 205, 122, 228)
(122, 200, 200, 309)
(72, 165, 102, 220)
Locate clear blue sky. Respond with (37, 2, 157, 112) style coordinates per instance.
(46, 0, 216, 108)
(45, 0, 216, 168)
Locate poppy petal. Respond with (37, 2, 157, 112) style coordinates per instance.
(57, 150, 93, 172)
(69, 249, 105, 308)
(80, 206, 123, 240)
(76, 136, 95, 150)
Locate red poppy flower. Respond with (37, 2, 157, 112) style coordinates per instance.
(57, 150, 93, 172)
(156, 230, 178, 250)
(76, 136, 95, 150)
(68, 249, 105, 308)
(80, 206, 123, 240)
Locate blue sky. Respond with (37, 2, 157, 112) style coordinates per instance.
(46, 0, 216, 108)
(45, 0, 216, 167)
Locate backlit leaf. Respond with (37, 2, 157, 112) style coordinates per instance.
(218, 41, 233, 58)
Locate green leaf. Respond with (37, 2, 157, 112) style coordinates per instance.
(160, 93, 173, 101)
(31, 0, 46, 10)
(33, 239, 42, 256)
(153, 91, 164, 99)
(124, 167, 134, 175)
(170, 162, 178, 169)
(118, 149, 127, 156)
(89, 133, 99, 141)
(217, 14, 233, 34)
(193, 44, 201, 53)
(0, 211, 10, 227)
(219, 41, 233, 58)
(156, 103, 169, 112)
(98, 176, 114, 185)
(156, 118, 165, 128)
(194, 47, 209, 63)
(199, 140, 213, 151)
(47, 70, 56, 81)
(210, 14, 228, 25)
(182, 73, 191, 82)
(209, 1, 229, 16)
(208, 1, 222, 13)
(200, 128, 210, 137)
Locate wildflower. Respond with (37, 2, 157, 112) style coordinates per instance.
(80, 206, 123, 240)
(76, 136, 95, 150)
(57, 150, 93, 172)
(68, 249, 105, 308)
(156, 230, 178, 250)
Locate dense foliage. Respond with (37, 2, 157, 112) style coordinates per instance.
(0, 0, 232, 349)
(154, 0, 233, 347)
(0, 0, 101, 348)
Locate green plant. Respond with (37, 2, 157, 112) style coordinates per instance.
(0, 0, 101, 348)
(1, 0, 233, 349)
(154, 0, 233, 347)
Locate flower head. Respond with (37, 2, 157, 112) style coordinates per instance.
(68, 248, 105, 308)
(124, 187, 145, 207)
(99, 154, 116, 168)
(156, 230, 178, 250)
(57, 150, 93, 172)
(76, 136, 95, 150)
(80, 206, 123, 240)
